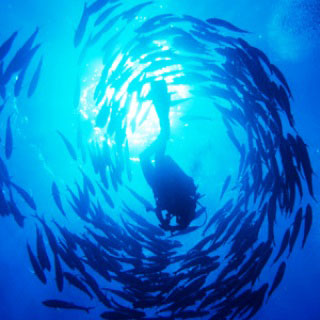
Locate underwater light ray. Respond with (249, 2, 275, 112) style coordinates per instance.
(0, 1, 316, 319)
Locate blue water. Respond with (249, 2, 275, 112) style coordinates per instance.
(0, 0, 320, 319)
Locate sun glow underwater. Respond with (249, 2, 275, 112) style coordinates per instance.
(79, 39, 227, 159)
(80, 61, 189, 150)
(0, 0, 316, 319)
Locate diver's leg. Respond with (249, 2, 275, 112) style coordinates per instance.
(150, 80, 171, 157)
(140, 145, 156, 189)
(140, 133, 168, 189)
(140, 79, 171, 180)
(151, 80, 171, 124)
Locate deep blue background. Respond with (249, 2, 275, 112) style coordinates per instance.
(0, 0, 319, 319)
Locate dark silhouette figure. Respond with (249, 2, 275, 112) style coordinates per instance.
(140, 80, 200, 232)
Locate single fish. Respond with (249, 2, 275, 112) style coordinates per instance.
(36, 226, 51, 271)
(97, 182, 114, 208)
(0, 61, 3, 78)
(5, 115, 13, 159)
(42, 299, 93, 313)
(270, 63, 292, 97)
(3, 28, 40, 83)
(0, 97, 8, 114)
(8, 200, 25, 228)
(302, 204, 312, 248)
(0, 84, 6, 101)
(219, 175, 231, 200)
(267, 193, 277, 244)
(88, 0, 114, 15)
(0, 31, 18, 61)
(35, 215, 58, 254)
(19, 27, 39, 53)
(54, 253, 63, 292)
(207, 18, 249, 33)
(273, 228, 290, 264)
(289, 207, 303, 255)
(79, 168, 95, 195)
(125, 185, 154, 211)
(51, 182, 66, 216)
(27, 243, 46, 284)
(64, 272, 93, 299)
(90, 14, 121, 48)
(57, 130, 77, 161)
(27, 57, 43, 97)
(268, 262, 286, 299)
(14, 66, 27, 97)
(74, 3, 90, 48)
(0, 154, 10, 183)
(0, 188, 10, 216)
(94, 3, 121, 26)
(10, 181, 37, 210)
(296, 135, 314, 198)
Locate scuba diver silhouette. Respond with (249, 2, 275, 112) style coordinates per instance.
(140, 80, 201, 232)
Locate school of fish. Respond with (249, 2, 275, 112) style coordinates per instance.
(0, 0, 316, 319)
